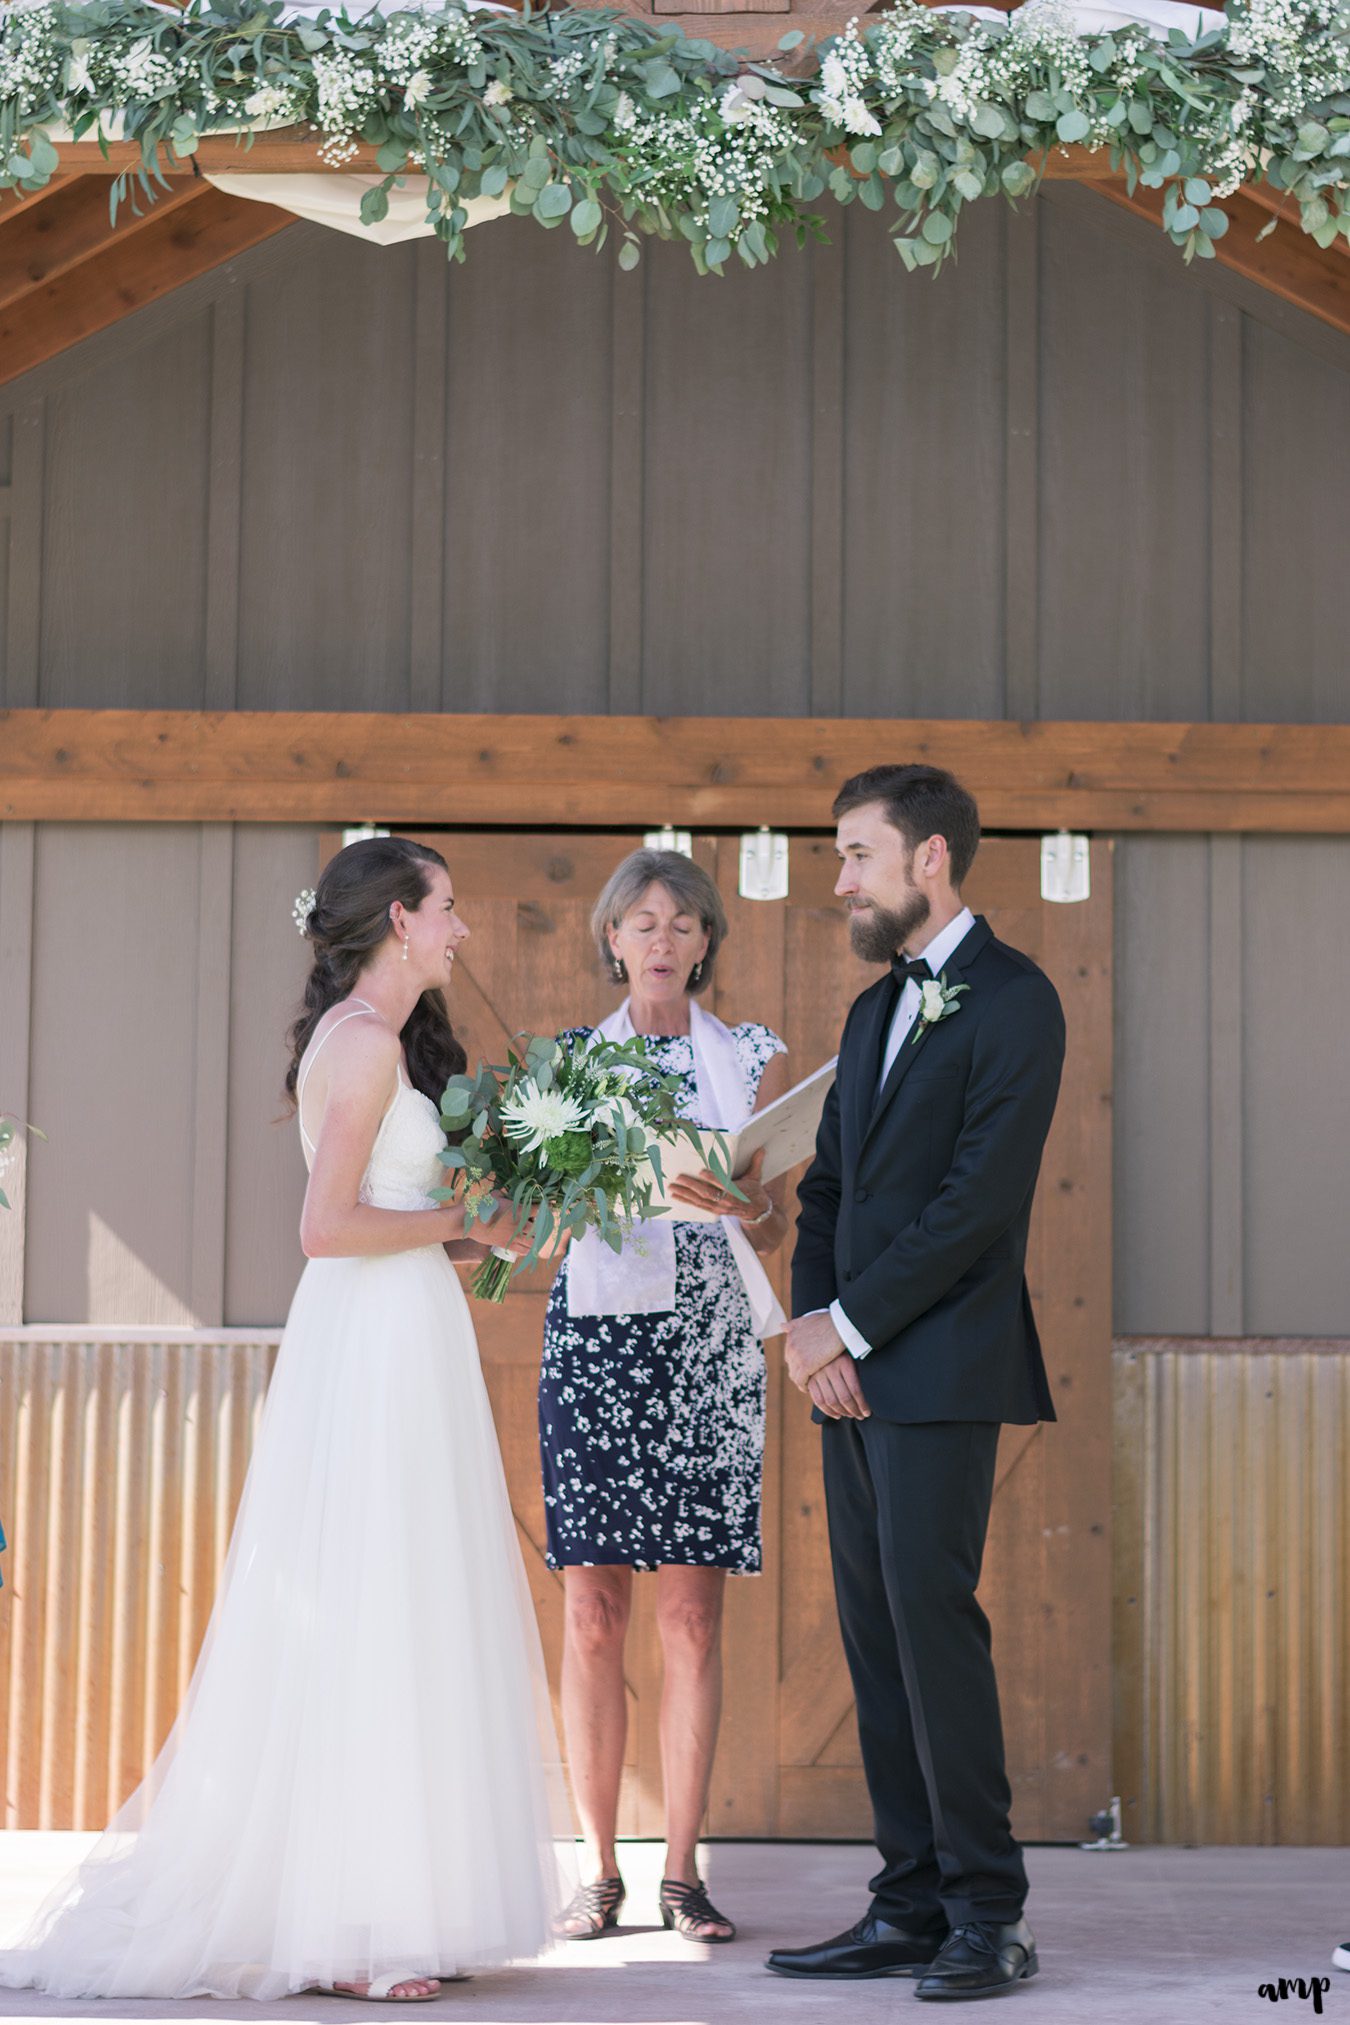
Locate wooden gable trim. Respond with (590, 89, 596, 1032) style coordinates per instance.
(0, 175, 203, 317)
(0, 184, 293, 390)
(3, 710, 1350, 830)
(1093, 176, 1350, 341)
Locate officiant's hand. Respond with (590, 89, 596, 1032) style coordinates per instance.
(785, 1310, 851, 1390)
(668, 1147, 771, 1222)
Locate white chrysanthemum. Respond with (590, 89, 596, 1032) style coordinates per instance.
(500, 1085, 588, 1152)
(484, 77, 513, 107)
(404, 69, 433, 107)
(841, 92, 882, 135)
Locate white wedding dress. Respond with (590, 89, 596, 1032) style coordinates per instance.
(0, 1009, 573, 2000)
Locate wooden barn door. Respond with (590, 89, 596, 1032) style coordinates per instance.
(326, 830, 1112, 1843)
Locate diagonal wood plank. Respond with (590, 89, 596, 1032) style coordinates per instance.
(1093, 175, 1350, 339)
(993, 1422, 1040, 1499)
(0, 174, 201, 316)
(0, 186, 292, 390)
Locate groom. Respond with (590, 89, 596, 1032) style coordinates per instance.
(767, 764, 1064, 2002)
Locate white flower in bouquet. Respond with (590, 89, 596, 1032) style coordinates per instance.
(499, 1084, 588, 1154)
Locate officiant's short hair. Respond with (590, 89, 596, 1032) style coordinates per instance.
(592, 850, 727, 995)
(833, 765, 981, 888)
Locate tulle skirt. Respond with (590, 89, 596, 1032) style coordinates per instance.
(0, 1245, 574, 1999)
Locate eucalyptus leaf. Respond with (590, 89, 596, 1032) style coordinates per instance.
(642, 60, 681, 101)
(708, 194, 739, 237)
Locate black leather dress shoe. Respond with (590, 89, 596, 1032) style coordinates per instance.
(765, 1914, 947, 1979)
(913, 1918, 1038, 2000)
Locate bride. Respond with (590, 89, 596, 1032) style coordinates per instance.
(0, 835, 572, 2003)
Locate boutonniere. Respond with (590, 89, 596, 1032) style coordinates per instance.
(912, 972, 969, 1047)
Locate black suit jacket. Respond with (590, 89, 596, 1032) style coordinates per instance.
(793, 916, 1064, 1426)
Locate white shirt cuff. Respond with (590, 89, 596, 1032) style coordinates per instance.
(829, 1298, 873, 1361)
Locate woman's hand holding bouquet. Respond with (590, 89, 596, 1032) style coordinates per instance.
(435, 1033, 738, 1303)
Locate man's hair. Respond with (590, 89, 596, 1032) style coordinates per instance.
(832, 764, 981, 888)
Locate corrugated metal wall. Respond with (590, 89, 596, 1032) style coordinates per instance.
(0, 1331, 276, 1829)
(1115, 1340, 1350, 1846)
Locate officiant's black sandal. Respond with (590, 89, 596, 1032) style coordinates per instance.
(553, 1875, 626, 1940)
(658, 1877, 736, 1943)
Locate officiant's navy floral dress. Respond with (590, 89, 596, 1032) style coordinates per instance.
(539, 1021, 786, 1574)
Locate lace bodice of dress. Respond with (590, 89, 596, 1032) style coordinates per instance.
(353, 1080, 448, 1211)
(297, 1003, 448, 1212)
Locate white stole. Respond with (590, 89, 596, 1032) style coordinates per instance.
(564, 1000, 787, 1340)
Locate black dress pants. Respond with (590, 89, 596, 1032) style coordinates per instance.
(820, 1416, 1028, 1930)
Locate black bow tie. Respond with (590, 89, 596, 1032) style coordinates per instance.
(891, 956, 934, 991)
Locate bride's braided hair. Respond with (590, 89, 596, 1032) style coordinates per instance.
(285, 837, 467, 1109)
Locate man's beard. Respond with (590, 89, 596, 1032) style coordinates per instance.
(847, 888, 930, 965)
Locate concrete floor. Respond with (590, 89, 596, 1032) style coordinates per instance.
(0, 1835, 1344, 2025)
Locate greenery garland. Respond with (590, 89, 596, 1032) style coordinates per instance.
(2, 0, 1349, 273)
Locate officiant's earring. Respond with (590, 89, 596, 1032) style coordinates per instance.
(691, 960, 704, 986)
(611, 957, 627, 983)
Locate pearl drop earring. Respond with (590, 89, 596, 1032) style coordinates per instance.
(402, 934, 410, 963)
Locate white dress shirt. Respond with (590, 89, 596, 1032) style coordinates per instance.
(828, 906, 976, 1360)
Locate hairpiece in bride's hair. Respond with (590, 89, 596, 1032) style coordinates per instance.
(292, 888, 317, 938)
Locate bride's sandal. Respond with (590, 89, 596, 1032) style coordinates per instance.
(552, 1875, 626, 1940)
(313, 1973, 448, 2002)
(658, 1876, 736, 1943)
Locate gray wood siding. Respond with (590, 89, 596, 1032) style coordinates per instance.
(3, 186, 1349, 719)
(18, 824, 310, 1328)
(1113, 834, 1350, 1336)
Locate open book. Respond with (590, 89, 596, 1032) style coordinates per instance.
(645, 1057, 839, 1223)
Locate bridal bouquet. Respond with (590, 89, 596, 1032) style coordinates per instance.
(436, 1033, 732, 1303)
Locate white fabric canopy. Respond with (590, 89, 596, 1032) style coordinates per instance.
(204, 169, 511, 245)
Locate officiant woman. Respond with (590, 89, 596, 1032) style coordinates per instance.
(540, 848, 789, 1945)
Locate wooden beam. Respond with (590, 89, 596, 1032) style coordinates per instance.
(0, 174, 201, 316)
(49, 133, 381, 174)
(3, 711, 1350, 830)
(1093, 174, 1350, 339)
(0, 186, 293, 389)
